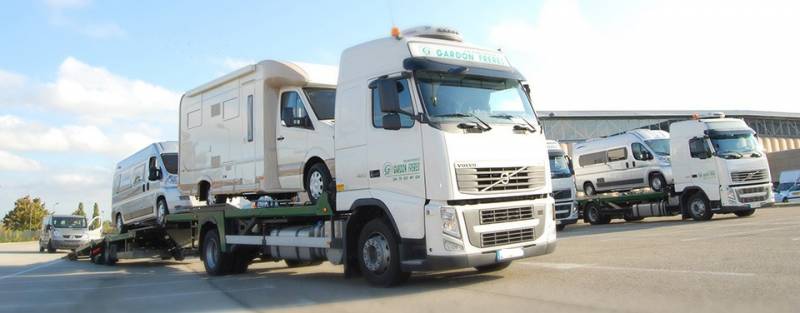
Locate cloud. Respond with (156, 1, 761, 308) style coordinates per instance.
(0, 150, 42, 172)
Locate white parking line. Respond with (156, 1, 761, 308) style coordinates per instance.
(518, 261, 756, 277)
(0, 259, 63, 281)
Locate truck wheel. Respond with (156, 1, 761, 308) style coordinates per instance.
(39, 245, 44, 253)
(116, 214, 127, 234)
(475, 261, 512, 273)
(306, 163, 332, 203)
(230, 251, 255, 274)
(357, 219, 410, 287)
(687, 193, 713, 221)
(583, 182, 596, 196)
(203, 229, 232, 276)
(585, 203, 610, 225)
(104, 243, 118, 266)
(734, 209, 756, 217)
(47, 240, 56, 253)
(156, 199, 168, 227)
(649, 173, 667, 192)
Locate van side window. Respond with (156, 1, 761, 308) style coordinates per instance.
(631, 143, 647, 160)
(133, 164, 145, 184)
(689, 138, 711, 158)
(280, 91, 312, 129)
(578, 151, 606, 167)
(372, 79, 414, 128)
(607, 148, 627, 162)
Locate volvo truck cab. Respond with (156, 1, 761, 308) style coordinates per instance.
(670, 113, 773, 220)
(547, 140, 577, 230)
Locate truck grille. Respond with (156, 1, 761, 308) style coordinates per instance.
(455, 166, 546, 194)
(555, 203, 572, 219)
(731, 169, 768, 183)
(553, 189, 572, 200)
(480, 207, 534, 224)
(736, 185, 770, 203)
(481, 228, 535, 248)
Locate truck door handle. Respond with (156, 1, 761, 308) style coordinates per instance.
(692, 174, 698, 178)
(142, 184, 146, 192)
(632, 161, 636, 167)
(276, 136, 285, 141)
(625, 162, 629, 168)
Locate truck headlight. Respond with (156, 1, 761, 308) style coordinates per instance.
(722, 186, 737, 204)
(440, 207, 461, 238)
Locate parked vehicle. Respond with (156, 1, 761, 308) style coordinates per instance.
(573, 129, 672, 196)
(178, 61, 337, 204)
(670, 113, 773, 220)
(774, 170, 800, 203)
(112, 141, 190, 232)
(547, 140, 577, 230)
(39, 214, 101, 252)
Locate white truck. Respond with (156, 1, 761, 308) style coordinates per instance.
(547, 140, 578, 230)
(178, 61, 337, 204)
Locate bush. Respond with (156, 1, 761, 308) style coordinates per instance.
(0, 227, 38, 243)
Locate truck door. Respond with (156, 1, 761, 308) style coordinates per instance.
(276, 90, 311, 189)
(366, 76, 426, 239)
(687, 137, 720, 200)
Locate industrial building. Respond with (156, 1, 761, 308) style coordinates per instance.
(540, 110, 800, 182)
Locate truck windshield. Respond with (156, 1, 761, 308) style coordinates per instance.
(161, 153, 178, 174)
(304, 88, 336, 120)
(549, 153, 572, 179)
(710, 132, 760, 159)
(415, 71, 537, 125)
(52, 217, 86, 229)
(645, 139, 670, 156)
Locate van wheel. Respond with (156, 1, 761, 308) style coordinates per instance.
(39, 244, 44, 253)
(734, 209, 756, 217)
(115, 214, 127, 234)
(585, 202, 610, 225)
(583, 182, 596, 196)
(649, 173, 667, 192)
(306, 162, 332, 203)
(357, 219, 410, 287)
(203, 229, 233, 276)
(687, 193, 713, 221)
(156, 199, 168, 227)
(47, 240, 56, 253)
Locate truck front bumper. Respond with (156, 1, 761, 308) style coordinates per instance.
(402, 240, 556, 271)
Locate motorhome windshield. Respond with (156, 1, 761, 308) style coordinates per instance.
(415, 71, 536, 125)
(710, 131, 760, 159)
(549, 153, 572, 179)
(304, 88, 336, 120)
(52, 217, 86, 229)
(645, 139, 670, 156)
(161, 153, 178, 174)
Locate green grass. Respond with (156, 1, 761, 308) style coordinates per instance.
(0, 227, 38, 243)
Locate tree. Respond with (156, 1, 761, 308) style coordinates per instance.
(2, 196, 49, 231)
(73, 202, 86, 216)
(91, 203, 101, 229)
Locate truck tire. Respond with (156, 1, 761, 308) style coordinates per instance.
(734, 209, 756, 217)
(687, 193, 713, 221)
(230, 251, 255, 274)
(104, 243, 118, 266)
(203, 229, 233, 276)
(475, 261, 512, 273)
(583, 182, 596, 196)
(357, 219, 410, 287)
(585, 203, 611, 225)
(306, 162, 332, 203)
(649, 173, 667, 192)
(156, 199, 168, 227)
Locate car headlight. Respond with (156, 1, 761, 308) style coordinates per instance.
(440, 207, 461, 238)
(52, 230, 60, 237)
(164, 174, 178, 185)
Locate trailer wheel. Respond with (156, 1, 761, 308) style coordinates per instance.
(357, 219, 410, 287)
(687, 193, 713, 221)
(203, 229, 232, 276)
(475, 262, 512, 273)
(649, 173, 667, 192)
(585, 203, 611, 225)
(734, 209, 756, 217)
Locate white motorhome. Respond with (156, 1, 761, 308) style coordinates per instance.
(573, 129, 672, 195)
(112, 141, 190, 232)
(547, 140, 577, 230)
(775, 170, 800, 203)
(670, 114, 773, 219)
(179, 61, 337, 204)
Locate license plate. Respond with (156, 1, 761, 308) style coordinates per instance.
(749, 203, 761, 209)
(496, 248, 524, 261)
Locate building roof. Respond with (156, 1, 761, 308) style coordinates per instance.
(539, 110, 800, 120)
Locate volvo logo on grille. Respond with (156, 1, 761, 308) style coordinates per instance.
(499, 172, 511, 185)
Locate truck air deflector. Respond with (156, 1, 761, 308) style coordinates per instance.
(402, 58, 525, 81)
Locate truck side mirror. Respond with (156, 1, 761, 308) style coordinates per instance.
(567, 156, 575, 175)
(382, 114, 402, 130)
(378, 79, 402, 114)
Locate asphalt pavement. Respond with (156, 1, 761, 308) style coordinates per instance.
(1, 205, 798, 313)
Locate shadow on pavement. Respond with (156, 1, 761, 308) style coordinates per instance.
(559, 214, 746, 238)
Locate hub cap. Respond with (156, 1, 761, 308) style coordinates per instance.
(157, 202, 167, 225)
(362, 233, 390, 274)
(309, 171, 324, 200)
(690, 199, 707, 217)
(116, 216, 123, 231)
(652, 177, 662, 190)
(205, 238, 218, 269)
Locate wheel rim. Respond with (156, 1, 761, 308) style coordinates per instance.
(652, 177, 662, 190)
(586, 185, 594, 195)
(362, 232, 390, 274)
(690, 199, 707, 216)
(157, 202, 167, 225)
(588, 206, 599, 222)
(309, 171, 324, 200)
(205, 238, 218, 269)
(116, 215, 123, 231)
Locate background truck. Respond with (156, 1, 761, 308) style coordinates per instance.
(580, 114, 773, 224)
(74, 26, 557, 287)
(547, 140, 578, 230)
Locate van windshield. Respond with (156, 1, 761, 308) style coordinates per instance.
(52, 217, 86, 229)
(161, 153, 178, 174)
(710, 131, 760, 159)
(304, 88, 336, 120)
(645, 139, 670, 156)
(416, 71, 537, 125)
(549, 153, 572, 179)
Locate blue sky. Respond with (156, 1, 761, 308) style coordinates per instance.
(1, 0, 799, 217)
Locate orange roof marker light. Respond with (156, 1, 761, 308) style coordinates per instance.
(691, 113, 701, 120)
(391, 26, 401, 39)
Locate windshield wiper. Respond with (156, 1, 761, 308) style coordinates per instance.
(435, 113, 492, 131)
(490, 114, 537, 132)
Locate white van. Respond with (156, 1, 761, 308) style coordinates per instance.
(775, 170, 800, 203)
(547, 140, 578, 230)
(112, 141, 191, 232)
(573, 129, 672, 195)
(39, 214, 101, 252)
(178, 61, 337, 204)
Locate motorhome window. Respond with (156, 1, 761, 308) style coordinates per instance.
(223, 98, 239, 120)
(161, 153, 178, 174)
(549, 153, 572, 179)
(645, 139, 670, 156)
(119, 170, 132, 188)
(247, 95, 254, 142)
(372, 79, 414, 128)
(210, 103, 221, 117)
(607, 148, 627, 162)
(187, 109, 201, 129)
(51, 217, 86, 229)
(689, 138, 710, 158)
(280, 92, 312, 129)
(133, 164, 145, 183)
(304, 88, 336, 120)
(710, 131, 759, 159)
(114, 173, 122, 192)
(415, 71, 537, 125)
(578, 151, 606, 167)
